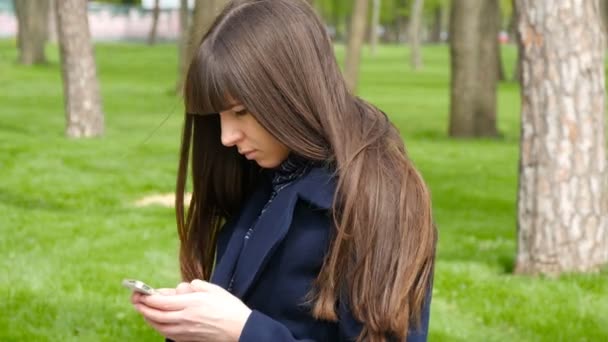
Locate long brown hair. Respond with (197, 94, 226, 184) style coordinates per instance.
(176, 1, 437, 340)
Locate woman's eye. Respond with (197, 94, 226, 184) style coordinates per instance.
(235, 109, 248, 116)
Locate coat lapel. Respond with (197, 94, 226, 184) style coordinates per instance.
(230, 184, 301, 298)
(213, 166, 336, 298)
(210, 182, 271, 288)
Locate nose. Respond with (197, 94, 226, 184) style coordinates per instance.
(219, 112, 244, 147)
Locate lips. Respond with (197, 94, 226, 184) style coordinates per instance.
(239, 149, 256, 159)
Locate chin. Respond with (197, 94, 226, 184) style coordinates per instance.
(256, 159, 281, 169)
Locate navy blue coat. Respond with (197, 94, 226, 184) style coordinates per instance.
(189, 166, 430, 341)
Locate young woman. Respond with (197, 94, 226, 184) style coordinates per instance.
(131, 0, 437, 341)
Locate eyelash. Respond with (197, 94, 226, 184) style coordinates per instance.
(235, 109, 248, 116)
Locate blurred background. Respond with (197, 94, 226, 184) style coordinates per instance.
(1, 0, 607, 341)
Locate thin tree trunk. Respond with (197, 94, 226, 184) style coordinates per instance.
(408, 0, 424, 70)
(515, 0, 608, 275)
(476, 0, 499, 136)
(147, 0, 161, 45)
(449, 0, 499, 137)
(369, 0, 380, 56)
(497, 43, 506, 81)
(344, 0, 369, 92)
(48, 0, 58, 43)
(14, 0, 50, 65)
(496, 3, 506, 81)
(449, 0, 481, 136)
(430, 5, 442, 43)
(176, 0, 189, 93)
(510, 0, 521, 82)
(56, 0, 104, 138)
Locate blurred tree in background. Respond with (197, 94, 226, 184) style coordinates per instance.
(343, 0, 368, 91)
(147, 0, 160, 45)
(408, 0, 424, 69)
(14, 0, 50, 64)
(56, 0, 104, 137)
(448, 0, 500, 138)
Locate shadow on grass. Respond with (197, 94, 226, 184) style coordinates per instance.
(0, 187, 67, 212)
(429, 330, 468, 342)
(498, 254, 516, 274)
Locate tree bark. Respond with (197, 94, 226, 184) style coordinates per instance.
(369, 0, 380, 56)
(449, 0, 499, 137)
(147, 0, 161, 45)
(14, 0, 50, 65)
(408, 0, 425, 70)
(344, 0, 369, 92)
(515, 0, 608, 275)
(56, 0, 104, 138)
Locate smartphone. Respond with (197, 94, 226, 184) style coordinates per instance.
(122, 279, 157, 295)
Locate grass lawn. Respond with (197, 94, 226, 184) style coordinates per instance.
(1, 39, 607, 341)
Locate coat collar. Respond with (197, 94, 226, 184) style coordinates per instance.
(210, 165, 335, 298)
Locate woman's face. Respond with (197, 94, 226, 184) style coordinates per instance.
(219, 103, 290, 168)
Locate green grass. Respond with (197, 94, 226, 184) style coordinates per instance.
(1, 40, 607, 341)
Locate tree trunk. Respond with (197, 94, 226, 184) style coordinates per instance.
(369, 0, 380, 56)
(515, 0, 608, 275)
(344, 0, 369, 92)
(48, 0, 58, 43)
(56, 0, 104, 138)
(449, 0, 481, 136)
(430, 5, 442, 43)
(449, 0, 499, 137)
(408, 0, 424, 70)
(510, 0, 521, 82)
(14, 0, 50, 65)
(147, 0, 161, 45)
(497, 42, 506, 81)
(476, 0, 499, 135)
(176, 0, 189, 93)
(496, 4, 506, 81)
(177, 0, 227, 93)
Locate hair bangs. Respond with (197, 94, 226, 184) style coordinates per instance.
(184, 42, 236, 116)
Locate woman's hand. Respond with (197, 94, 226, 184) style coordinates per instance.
(131, 280, 252, 342)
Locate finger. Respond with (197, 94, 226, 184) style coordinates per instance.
(155, 288, 177, 296)
(141, 292, 203, 311)
(176, 282, 192, 295)
(190, 279, 216, 292)
(135, 302, 183, 324)
(131, 292, 143, 304)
